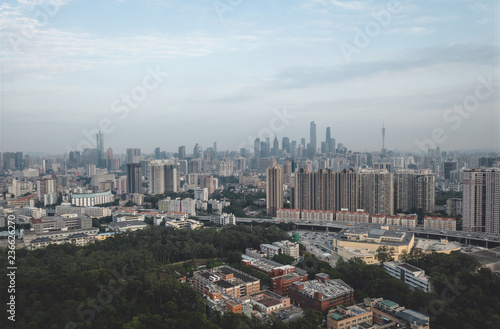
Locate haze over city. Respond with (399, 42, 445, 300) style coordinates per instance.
(1, 0, 499, 154)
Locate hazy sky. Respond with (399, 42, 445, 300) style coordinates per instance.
(1, 0, 499, 155)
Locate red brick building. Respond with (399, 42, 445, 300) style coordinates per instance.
(289, 273, 354, 313)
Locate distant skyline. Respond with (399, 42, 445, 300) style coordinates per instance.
(1, 0, 499, 154)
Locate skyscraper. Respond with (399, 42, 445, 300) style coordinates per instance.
(178, 146, 186, 160)
(193, 143, 201, 158)
(164, 163, 180, 193)
(254, 138, 261, 158)
(309, 121, 317, 157)
(126, 148, 141, 164)
(326, 127, 335, 154)
(126, 163, 142, 194)
(266, 165, 283, 216)
(462, 168, 500, 234)
(155, 147, 161, 159)
(96, 131, 104, 167)
(149, 161, 165, 194)
(282, 137, 290, 154)
(395, 169, 435, 213)
(292, 168, 358, 212)
(358, 169, 394, 216)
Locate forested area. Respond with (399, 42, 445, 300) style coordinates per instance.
(1, 224, 499, 329)
(0, 225, 324, 329)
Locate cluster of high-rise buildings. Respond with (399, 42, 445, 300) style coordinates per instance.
(1, 120, 499, 234)
(266, 166, 435, 218)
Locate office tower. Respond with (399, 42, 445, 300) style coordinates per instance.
(291, 140, 297, 157)
(444, 161, 458, 180)
(300, 138, 306, 147)
(141, 159, 150, 178)
(358, 169, 394, 216)
(266, 165, 283, 216)
(155, 147, 161, 159)
(260, 141, 268, 158)
(126, 148, 141, 164)
(188, 158, 202, 174)
(164, 163, 180, 192)
(126, 163, 142, 194)
(193, 143, 201, 158)
(381, 123, 387, 158)
(2, 152, 15, 171)
(96, 131, 104, 167)
(310, 121, 317, 151)
(463, 168, 500, 234)
(326, 127, 335, 154)
(106, 148, 114, 161)
(83, 148, 99, 167)
(272, 136, 279, 156)
(321, 142, 328, 154)
(177, 146, 186, 160)
(395, 169, 435, 213)
(68, 151, 81, 168)
(15, 151, 24, 170)
(254, 138, 261, 158)
(282, 137, 290, 154)
(213, 142, 217, 154)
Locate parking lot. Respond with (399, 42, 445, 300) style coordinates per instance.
(295, 230, 340, 266)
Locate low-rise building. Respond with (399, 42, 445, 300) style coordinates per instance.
(336, 210, 370, 223)
(301, 209, 334, 221)
(273, 240, 300, 259)
(261, 243, 281, 259)
(30, 214, 92, 234)
(192, 266, 260, 299)
(107, 220, 148, 232)
(289, 273, 354, 313)
(423, 216, 456, 231)
(327, 305, 373, 329)
(276, 209, 301, 220)
(333, 226, 415, 261)
(164, 218, 202, 230)
(71, 190, 113, 207)
(213, 213, 236, 226)
(23, 227, 99, 249)
(383, 262, 432, 292)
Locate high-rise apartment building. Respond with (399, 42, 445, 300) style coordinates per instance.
(126, 163, 142, 194)
(266, 165, 283, 216)
(358, 169, 394, 216)
(462, 168, 500, 234)
(292, 169, 358, 213)
(395, 169, 435, 213)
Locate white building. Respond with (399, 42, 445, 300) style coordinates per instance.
(383, 262, 432, 292)
(273, 241, 300, 259)
(194, 187, 209, 201)
(260, 244, 281, 259)
(213, 213, 236, 226)
(158, 197, 196, 216)
(71, 190, 114, 207)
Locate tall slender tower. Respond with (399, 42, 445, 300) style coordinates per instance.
(381, 123, 386, 157)
(96, 131, 104, 167)
(266, 165, 283, 216)
(310, 121, 317, 151)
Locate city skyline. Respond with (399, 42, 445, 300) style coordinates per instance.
(1, 0, 499, 154)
